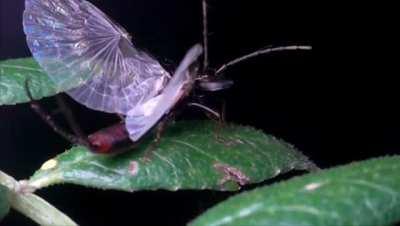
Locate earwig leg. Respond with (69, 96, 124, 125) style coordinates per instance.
(55, 95, 87, 140)
(187, 102, 220, 121)
(116, 114, 125, 122)
(221, 100, 227, 124)
(187, 100, 230, 144)
(186, 101, 228, 142)
(142, 113, 175, 162)
(212, 100, 236, 146)
(24, 80, 88, 146)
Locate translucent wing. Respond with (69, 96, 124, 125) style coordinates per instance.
(126, 44, 203, 141)
(23, 0, 170, 114)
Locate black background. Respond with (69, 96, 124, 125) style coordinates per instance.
(0, 0, 398, 226)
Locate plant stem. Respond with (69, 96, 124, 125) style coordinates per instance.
(0, 171, 78, 226)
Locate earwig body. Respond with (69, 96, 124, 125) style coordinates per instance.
(21, 0, 311, 157)
(87, 74, 232, 154)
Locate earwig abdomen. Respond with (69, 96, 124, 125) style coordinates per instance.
(88, 123, 130, 154)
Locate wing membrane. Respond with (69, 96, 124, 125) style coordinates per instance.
(126, 44, 203, 141)
(23, 0, 169, 114)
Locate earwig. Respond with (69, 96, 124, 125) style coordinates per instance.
(88, 122, 131, 154)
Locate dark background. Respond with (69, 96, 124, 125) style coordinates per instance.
(0, 0, 398, 226)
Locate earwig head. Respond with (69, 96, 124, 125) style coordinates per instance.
(196, 75, 234, 92)
(88, 133, 114, 154)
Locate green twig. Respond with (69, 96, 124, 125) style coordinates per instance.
(0, 171, 78, 226)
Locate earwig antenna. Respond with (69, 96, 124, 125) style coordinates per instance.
(202, 0, 209, 72)
(215, 45, 312, 75)
(188, 102, 220, 120)
(24, 79, 88, 146)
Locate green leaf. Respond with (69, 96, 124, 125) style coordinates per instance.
(190, 156, 400, 226)
(29, 121, 317, 191)
(0, 58, 58, 105)
(0, 185, 10, 221)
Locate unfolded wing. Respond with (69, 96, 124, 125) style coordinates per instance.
(125, 44, 203, 141)
(23, 0, 169, 114)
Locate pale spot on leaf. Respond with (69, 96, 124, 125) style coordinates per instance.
(129, 161, 139, 176)
(41, 159, 58, 170)
(304, 182, 324, 191)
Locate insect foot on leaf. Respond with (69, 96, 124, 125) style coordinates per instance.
(141, 115, 173, 163)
